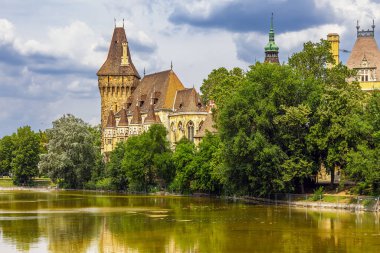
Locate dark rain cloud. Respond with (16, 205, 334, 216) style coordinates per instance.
(169, 0, 333, 33)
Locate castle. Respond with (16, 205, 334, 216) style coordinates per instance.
(97, 26, 215, 154)
(98, 16, 378, 155)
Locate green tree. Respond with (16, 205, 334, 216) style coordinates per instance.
(107, 141, 128, 191)
(200, 67, 245, 107)
(274, 104, 316, 193)
(218, 63, 317, 195)
(170, 138, 196, 193)
(11, 126, 40, 185)
(306, 73, 367, 186)
(345, 92, 380, 194)
(39, 114, 97, 189)
(88, 125, 105, 183)
(191, 132, 223, 193)
(288, 39, 334, 81)
(117, 124, 173, 192)
(0, 135, 15, 176)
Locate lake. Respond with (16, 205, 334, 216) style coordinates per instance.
(0, 190, 379, 252)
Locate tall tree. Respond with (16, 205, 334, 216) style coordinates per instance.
(345, 92, 380, 194)
(170, 138, 196, 193)
(116, 124, 173, 192)
(39, 114, 96, 189)
(0, 135, 15, 177)
(218, 63, 315, 195)
(11, 126, 40, 185)
(200, 67, 245, 108)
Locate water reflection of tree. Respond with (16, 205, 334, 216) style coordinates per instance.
(0, 216, 41, 252)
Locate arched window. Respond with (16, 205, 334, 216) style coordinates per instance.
(187, 121, 194, 142)
(178, 122, 183, 132)
(198, 121, 204, 133)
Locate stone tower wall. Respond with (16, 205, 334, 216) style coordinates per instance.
(98, 75, 138, 130)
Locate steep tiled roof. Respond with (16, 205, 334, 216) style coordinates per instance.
(194, 113, 217, 138)
(106, 110, 116, 128)
(347, 36, 380, 69)
(128, 70, 185, 114)
(118, 108, 128, 126)
(173, 88, 207, 113)
(97, 27, 140, 78)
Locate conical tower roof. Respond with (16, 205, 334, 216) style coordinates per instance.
(106, 110, 116, 128)
(118, 107, 128, 126)
(97, 26, 140, 78)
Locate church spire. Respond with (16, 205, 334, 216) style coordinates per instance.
(264, 13, 280, 63)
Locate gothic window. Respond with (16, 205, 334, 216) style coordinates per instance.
(198, 121, 204, 133)
(178, 122, 183, 132)
(187, 121, 194, 142)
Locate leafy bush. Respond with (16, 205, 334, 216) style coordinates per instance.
(311, 186, 324, 201)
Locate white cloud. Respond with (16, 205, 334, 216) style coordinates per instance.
(316, 0, 380, 24)
(0, 19, 14, 45)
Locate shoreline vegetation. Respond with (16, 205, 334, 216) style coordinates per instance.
(0, 179, 378, 212)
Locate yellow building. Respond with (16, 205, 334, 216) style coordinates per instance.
(98, 26, 211, 154)
(329, 20, 380, 91)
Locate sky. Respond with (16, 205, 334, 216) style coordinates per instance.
(1, 0, 380, 136)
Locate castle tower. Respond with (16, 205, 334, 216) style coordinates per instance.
(97, 25, 141, 137)
(347, 20, 380, 90)
(327, 33, 340, 66)
(264, 13, 280, 63)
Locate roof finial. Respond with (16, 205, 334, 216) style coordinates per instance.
(144, 67, 146, 76)
(356, 20, 360, 32)
(114, 18, 116, 28)
(271, 12, 274, 31)
(372, 19, 375, 31)
(170, 61, 173, 70)
(123, 18, 125, 28)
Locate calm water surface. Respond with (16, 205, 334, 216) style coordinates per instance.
(0, 190, 379, 252)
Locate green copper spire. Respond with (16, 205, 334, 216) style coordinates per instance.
(265, 13, 279, 52)
(264, 13, 279, 63)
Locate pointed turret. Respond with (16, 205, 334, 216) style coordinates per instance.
(97, 27, 140, 77)
(106, 110, 116, 128)
(144, 92, 160, 124)
(118, 107, 129, 126)
(131, 101, 142, 124)
(264, 13, 280, 63)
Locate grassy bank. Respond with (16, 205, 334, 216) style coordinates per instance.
(0, 177, 55, 188)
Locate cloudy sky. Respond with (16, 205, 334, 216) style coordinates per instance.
(0, 0, 379, 136)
